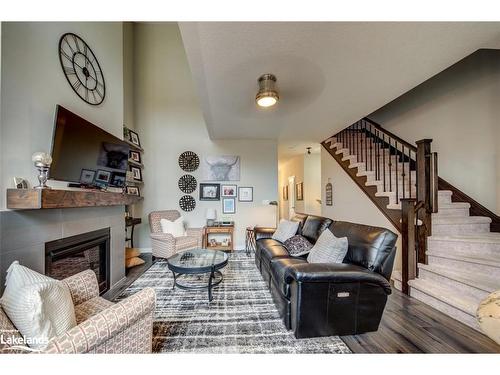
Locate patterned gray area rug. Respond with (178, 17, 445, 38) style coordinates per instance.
(116, 252, 351, 353)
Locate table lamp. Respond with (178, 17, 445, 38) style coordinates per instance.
(206, 208, 217, 227)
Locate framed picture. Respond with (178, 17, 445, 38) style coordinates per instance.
(126, 186, 140, 196)
(222, 198, 236, 214)
(128, 130, 141, 147)
(95, 169, 111, 187)
(80, 169, 96, 185)
(296, 182, 304, 201)
(238, 186, 253, 202)
(129, 166, 143, 181)
(199, 183, 220, 201)
(129, 150, 142, 164)
(111, 172, 126, 188)
(325, 182, 333, 206)
(222, 184, 237, 197)
(283, 185, 288, 201)
(202, 155, 240, 181)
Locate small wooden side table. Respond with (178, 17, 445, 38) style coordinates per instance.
(204, 225, 234, 251)
(125, 217, 142, 248)
(245, 227, 256, 256)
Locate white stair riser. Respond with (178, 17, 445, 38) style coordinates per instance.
(432, 207, 470, 217)
(426, 255, 500, 279)
(417, 268, 491, 300)
(428, 239, 500, 259)
(409, 287, 480, 331)
(432, 223, 490, 235)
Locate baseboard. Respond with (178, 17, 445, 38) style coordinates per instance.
(136, 247, 152, 253)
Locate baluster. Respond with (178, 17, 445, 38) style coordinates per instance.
(388, 138, 392, 192)
(375, 129, 379, 180)
(364, 121, 368, 165)
(360, 124, 364, 163)
(369, 123, 373, 172)
(348, 126, 352, 156)
(355, 122, 359, 162)
(395, 141, 399, 204)
(382, 133, 386, 192)
(402, 145, 406, 199)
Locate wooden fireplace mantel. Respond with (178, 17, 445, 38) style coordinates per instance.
(6, 188, 143, 210)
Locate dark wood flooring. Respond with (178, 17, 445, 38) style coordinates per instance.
(103, 255, 500, 353)
(342, 289, 500, 353)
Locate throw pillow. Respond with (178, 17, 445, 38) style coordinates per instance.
(272, 219, 300, 243)
(125, 256, 145, 268)
(307, 229, 348, 264)
(125, 247, 141, 259)
(0, 261, 77, 350)
(160, 216, 186, 237)
(284, 235, 314, 256)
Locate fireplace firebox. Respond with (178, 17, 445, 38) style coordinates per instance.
(45, 228, 111, 294)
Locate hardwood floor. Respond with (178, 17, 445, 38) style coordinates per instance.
(103, 255, 499, 353)
(342, 289, 500, 353)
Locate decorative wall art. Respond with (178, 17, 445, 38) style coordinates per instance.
(296, 182, 304, 201)
(199, 183, 221, 201)
(126, 186, 140, 196)
(178, 151, 200, 172)
(95, 169, 111, 187)
(238, 187, 253, 202)
(79, 169, 96, 185)
(110, 172, 126, 187)
(179, 195, 196, 212)
(325, 182, 333, 206)
(283, 185, 288, 201)
(222, 184, 237, 197)
(178, 175, 197, 194)
(129, 166, 143, 181)
(202, 155, 240, 181)
(222, 198, 236, 214)
(129, 150, 142, 164)
(128, 130, 141, 147)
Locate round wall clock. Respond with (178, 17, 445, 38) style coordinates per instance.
(179, 195, 196, 212)
(58, 33, 106, 106)
(178, 151, 200, 172)
(178, 174, 197, 194)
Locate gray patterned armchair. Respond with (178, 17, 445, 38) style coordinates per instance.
(149, 210, 204, 259)
(0, 270, 155, 354)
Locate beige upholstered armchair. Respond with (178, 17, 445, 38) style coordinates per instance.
(149, 210, 204, 259)
(0, 270, 155, 354)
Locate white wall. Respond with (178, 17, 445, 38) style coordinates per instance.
(278, 155, 305, 218)
(304, 152, 322, 215)
(370, 49, 500, 214)
(133, 23, 278, 250)
(321, 148, 402, 272)
(1, 22, 124, 200)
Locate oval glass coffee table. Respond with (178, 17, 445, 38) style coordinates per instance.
(167, 249, 228, 302)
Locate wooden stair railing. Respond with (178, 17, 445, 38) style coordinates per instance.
(322, 117, 438, 295)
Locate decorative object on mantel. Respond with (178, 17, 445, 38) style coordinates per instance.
(126, 186, 140, 196)
(476, 290, 500, 345)
(206, 208, 217, 227)
(129, 150, 142, 164)
(127, 130, 141, 147)
(178, 151, 200, 172)
(178, 174, 197, 194)
(238, 186, 253, 202)
(13, 177, 28, 189)
(32, 152, 53, 189)
(129, 165, 143, 182)
(296, 182, 304, 201)
(179, 195, 196, 212)
(325, 180, 333, 206)
(58, 33, 105, 106)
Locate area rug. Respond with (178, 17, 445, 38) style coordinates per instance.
(115, 252, 351, 353)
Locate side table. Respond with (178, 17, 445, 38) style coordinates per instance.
(125, 217, 142, 248)
(245, 227, 256, 256)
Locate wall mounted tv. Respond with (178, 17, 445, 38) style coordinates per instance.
(50, 105, 130, 188)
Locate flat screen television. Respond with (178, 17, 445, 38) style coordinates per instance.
(50, 105, 130, 188)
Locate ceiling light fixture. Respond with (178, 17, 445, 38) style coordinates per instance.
(256, 74, 279, 108)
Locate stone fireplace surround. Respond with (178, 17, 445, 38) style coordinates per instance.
(0, 206, 126, 293)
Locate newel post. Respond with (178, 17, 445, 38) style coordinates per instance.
(401, 198, 417, 295)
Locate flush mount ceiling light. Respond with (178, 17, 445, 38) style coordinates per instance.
(256, 74, 279, 108)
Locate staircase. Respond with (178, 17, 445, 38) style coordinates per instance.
(322, 118, 500, 332)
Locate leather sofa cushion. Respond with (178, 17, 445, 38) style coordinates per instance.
(329, 221, 397, 280)
(270, 257, 308, 297)
(256, 238, 290, 264)
(290, 213, 308, 236)
(301, 215, 333, 244)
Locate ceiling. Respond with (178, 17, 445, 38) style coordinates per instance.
(178, 22, 500, 159)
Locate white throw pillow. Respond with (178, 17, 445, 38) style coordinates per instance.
(0, 261, 77, 350)
(307, 230, 349, 264)
(160, 216, 186, 237)
(272, 219, 300, 243)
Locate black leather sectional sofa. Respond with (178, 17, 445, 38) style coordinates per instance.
(254, 213, 397, 339)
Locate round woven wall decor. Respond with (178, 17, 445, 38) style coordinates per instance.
(178, 151, 200, 172)
(179, 195, 196, 212)
(178, 174, 197, 194)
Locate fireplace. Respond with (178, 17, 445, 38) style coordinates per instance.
(45, 228, 111, 294)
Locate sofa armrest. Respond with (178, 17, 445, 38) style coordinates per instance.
(63, 269, 100, 305)
(150, 232, 175, 242)
(43, 287, 156, 354)
(284, 263, 392, 294)
(254, 226, 276, 240)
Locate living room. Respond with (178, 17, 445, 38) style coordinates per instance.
(1, 1, 500, 373)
